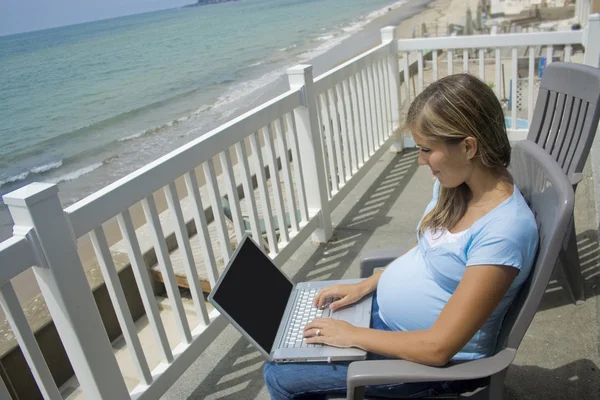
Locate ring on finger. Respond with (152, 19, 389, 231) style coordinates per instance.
(316, 329, 321, 337)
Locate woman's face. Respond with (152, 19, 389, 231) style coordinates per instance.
(412, 132, 475, 188)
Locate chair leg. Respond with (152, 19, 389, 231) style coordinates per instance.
(558, 217, 586, 305)
(346, 385, 365, 400)
(487, 369, 507, 400)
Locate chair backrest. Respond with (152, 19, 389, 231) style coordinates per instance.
(495, 140, 575, 352)
(527, 62, 600, 186)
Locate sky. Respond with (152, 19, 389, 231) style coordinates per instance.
(0, 0, 192, 36)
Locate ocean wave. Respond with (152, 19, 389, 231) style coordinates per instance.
(211, 67, 289, 119)
(46, 162, 104, 184)
(315, 34, 335, 42)
(299, 0, 407, 62)
(279, 43, 298, 52)
(0, 171, 30, 188)
(249, 61, 265, 67)
(30, 160, 63, 174)
(117, 112, 199, 143)
(0, 160, 64, 188)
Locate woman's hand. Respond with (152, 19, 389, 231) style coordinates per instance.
(313, 282, 369, 311)
(303, 318, 361, 348)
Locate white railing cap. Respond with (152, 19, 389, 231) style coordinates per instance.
(3, 182, 57, 207)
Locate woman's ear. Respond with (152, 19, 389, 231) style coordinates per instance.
(464, 137, 478, 160)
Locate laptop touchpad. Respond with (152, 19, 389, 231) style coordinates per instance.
(331, 307, 357, 324)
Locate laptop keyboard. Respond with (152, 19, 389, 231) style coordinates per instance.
(282, 288, 330, 348)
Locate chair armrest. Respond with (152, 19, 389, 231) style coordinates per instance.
(346, 348, 516, 400)
(570, 172, 583, 187)
(359, 248, 405, 278)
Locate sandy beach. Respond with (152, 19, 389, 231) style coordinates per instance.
(395, 0, 480, 38)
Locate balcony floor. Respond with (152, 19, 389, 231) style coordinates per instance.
(161, 147, 600, 400)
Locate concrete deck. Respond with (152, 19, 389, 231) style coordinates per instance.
(156, 146, 600, 400)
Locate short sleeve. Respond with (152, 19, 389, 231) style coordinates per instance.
(466, 233, 523, 270)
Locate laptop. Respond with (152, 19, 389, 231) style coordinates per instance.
(208, 234, 373, 363)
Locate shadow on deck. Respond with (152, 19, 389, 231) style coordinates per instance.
(162, 147, 600, 400)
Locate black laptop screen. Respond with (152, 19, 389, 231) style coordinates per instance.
(211, 237, 294, 353)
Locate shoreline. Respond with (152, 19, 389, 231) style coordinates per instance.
(0, 0, 477, 350)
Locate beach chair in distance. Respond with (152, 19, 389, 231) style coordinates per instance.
(340, 140, 574, 400)
(526, 62, 600, 304)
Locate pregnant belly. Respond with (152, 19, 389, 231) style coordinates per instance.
(375, 248, 449, 332)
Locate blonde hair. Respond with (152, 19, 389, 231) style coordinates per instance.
(406, 74, 512, 237)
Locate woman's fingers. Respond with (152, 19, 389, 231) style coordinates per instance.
(314, 286, 339, 308)
(303, 328, 320, 338)
(304, 318, 328, 332)
(328, 296, 352, 311)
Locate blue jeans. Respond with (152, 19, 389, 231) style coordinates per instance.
(263, 293, 460, 399)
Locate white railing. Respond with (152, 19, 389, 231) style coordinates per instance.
(396, 14, 600, 141)
(0, 28, 401, 400)
(577, 0, 593, 24)
(0, 14, 599, 400)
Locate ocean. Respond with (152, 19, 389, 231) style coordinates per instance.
(0, 0, 430, 241)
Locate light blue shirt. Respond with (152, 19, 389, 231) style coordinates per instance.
(377, 180, 539, 360)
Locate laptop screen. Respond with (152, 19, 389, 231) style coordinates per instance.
(210, 236, 294, 354)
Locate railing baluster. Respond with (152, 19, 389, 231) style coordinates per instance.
(417, 51, 424, 94)
(164, 182, 211, 326)
(219, 149, 245, 242)
(249, 131, 279, 252)
(528, 46, 535, 124)
(232, 141, 262, 246)
(275, 117, 300, 234)
(432, 50, 439, 81)
(463, 49, 469, 73)
(495, 47, 501, 98)
(285, 113, 310, 223)
(403, 52, 410, 105)
(511, 47, 518, 129)
(118, 209, 173, 362)
(370, 63, 384, 147)
(350, 74, 366, 165)
(479, 49, 485, 80)
(447, 49, 454, 75)
(142, 194, 192, 344)
(547, 45, 553, 64)
(327, 88, 346, 185)
(342, 79, 359, 174)
(364, 67, 378, 152)
(315, 93, 334, 198)
(264, 123, 289, 244)
(183, 170, 220, 286)
(335, 83, 353, 179)
(0, 283, 63, 400)
(565, 45, 572, 62)
(203, 159, 232, 261)
(90, 227, 153, 384)
(321, 92, 340, 193)
(380, 58, 393, 138)
(356, 71, 372, 159)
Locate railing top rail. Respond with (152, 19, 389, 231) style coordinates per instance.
(0, 235, 36, 287)
(65, 87, 303, 238)
(313, 42, 390, 94)
(396, 30, 583, 51)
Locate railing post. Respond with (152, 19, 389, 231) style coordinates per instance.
(287, 65, 333, 243)
(3, 183, 129, 400)
(381, 26, 403, 153)
(583, 14, 600, 67)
